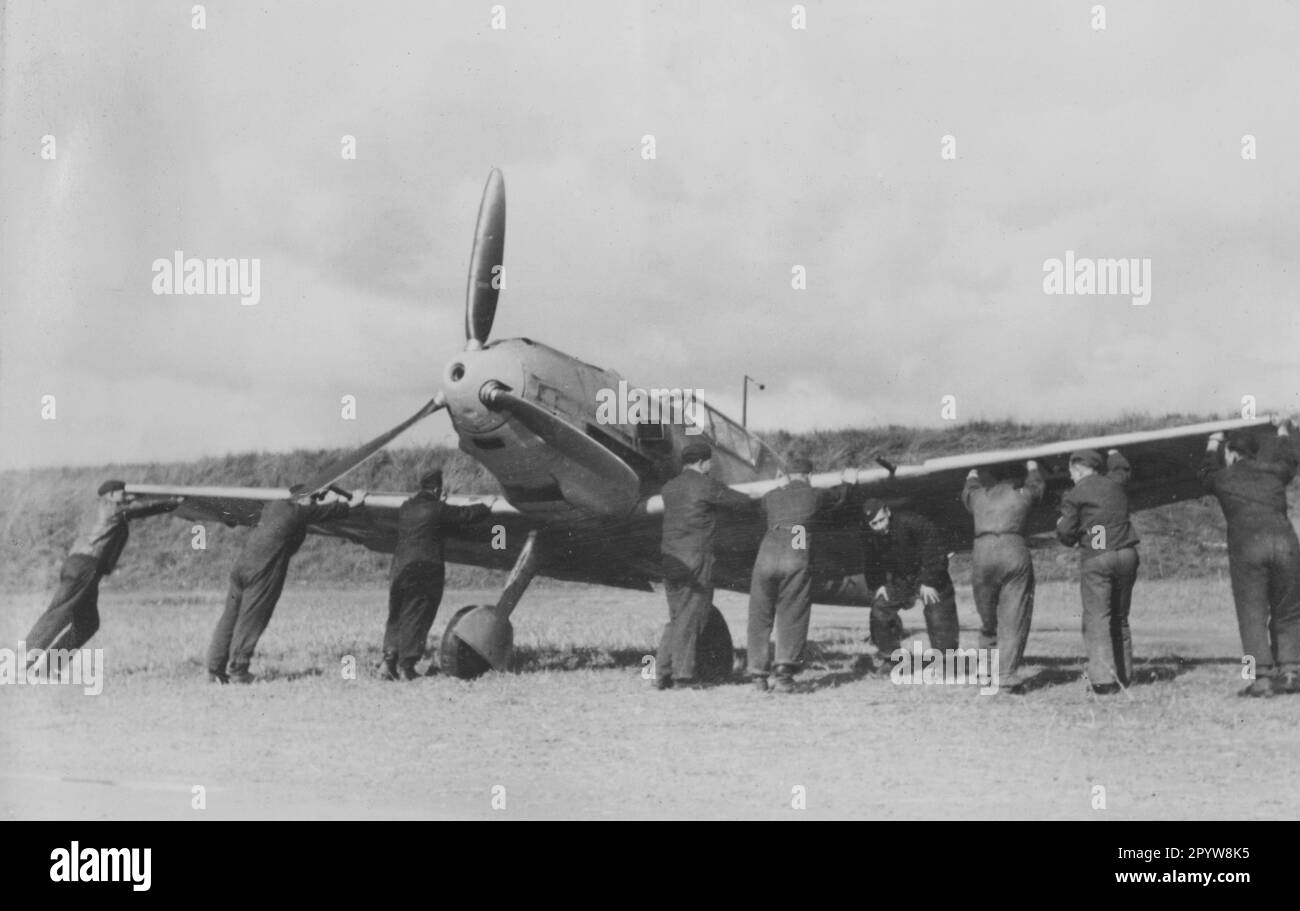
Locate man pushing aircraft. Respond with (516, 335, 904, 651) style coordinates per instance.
(656, 440, 751, 689)
(25, 481, 180, 671)
(1200, 420, 1300, 697)
(961, 460, 1045, 690)
(1056, 449, 1139, 695)
(381, 468, 492, 680)
(207, 484, 364, 683)
(747, 457, 848, 693)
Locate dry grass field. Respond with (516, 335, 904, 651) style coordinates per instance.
(2, 576, 1297, 820)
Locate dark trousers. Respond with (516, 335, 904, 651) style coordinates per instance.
(747, 545, 813, 676)
(26, 554, 102, 655)
(972, 536, 1035, 680)
(1227, 529, 1300, 676)
(1079, 547, 1138, 686)
(657, 564, 714, 681)
(385, 562, 446, 663)
(870, 575, 959, 654)
(206, 565, 289, 673)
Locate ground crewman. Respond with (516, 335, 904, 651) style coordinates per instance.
(382, 468, 492, 681)
(25, 481, 180, 668)
(747, 457, 848, 693)
(656, 440, 751, 689)
(861, 500, 959, 670)
(1200, 421, 1300, 697)
(207, 484, 362, 683)
(1056, 449, 1139, 694)
(961, 460, 1045, 689)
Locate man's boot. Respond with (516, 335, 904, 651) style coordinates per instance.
(378, 652, 399, 681)
(227, 664, 254, 685)
(872, 652, 899, 677)
(1238, 676, 1276, 698)
(770, 675, 797, 694)
(398, 659, 422, 681)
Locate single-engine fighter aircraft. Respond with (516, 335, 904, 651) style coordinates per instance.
(124, 169, 1282, 679)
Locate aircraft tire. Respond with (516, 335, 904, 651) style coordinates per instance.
(695, 605, 735, 683)
(439, 604, 502, 679)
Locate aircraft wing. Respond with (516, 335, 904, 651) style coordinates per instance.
(121, 416, 1279, 606)
(814, 416, 1279, 540)
(120, 484, 660, 591)
(122, 483, 523, 558)
(652, 416, 1280, 602)
(649, 416, 1276, 523)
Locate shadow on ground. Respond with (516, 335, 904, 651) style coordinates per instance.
(181, 644, 1243, 689)
(1011, 654, 1240, 693)
(511, 646, 651, 673)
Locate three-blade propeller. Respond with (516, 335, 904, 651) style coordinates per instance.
(298, 169, 506, 496)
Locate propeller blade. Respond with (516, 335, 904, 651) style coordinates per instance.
(465, 168, 506, 348)
(299, 393, 446, 495)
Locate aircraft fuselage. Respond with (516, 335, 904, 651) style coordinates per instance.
(443, 337, 783, 515)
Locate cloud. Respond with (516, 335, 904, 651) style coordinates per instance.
(3, 0, 1298, 470)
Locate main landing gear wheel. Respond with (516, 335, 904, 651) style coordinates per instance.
(438, 530, 539, 680)
(697, 605, 735, 683)
(439, 605, 514, 680)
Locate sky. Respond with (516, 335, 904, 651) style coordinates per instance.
(2, 0, 1299, 469)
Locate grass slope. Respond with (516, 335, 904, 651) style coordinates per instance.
(2, 413, 1292, 592)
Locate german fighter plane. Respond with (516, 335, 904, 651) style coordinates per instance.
(124, 170, 1281, 679)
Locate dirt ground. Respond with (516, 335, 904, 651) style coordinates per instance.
(1, 577, 1296, 820)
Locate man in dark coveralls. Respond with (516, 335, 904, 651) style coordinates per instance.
(25, 480, 180, 669)
(207, 484, 363, 683)
(655, 440, 752, 689)
(746, 457, 848, 693)
(961, 460, 1045, 688)
(1056, 449, 1139, 694)
(381, 468, 492, 681)
(861, 500, 960, 669)
(1200, 420, 1300, 697)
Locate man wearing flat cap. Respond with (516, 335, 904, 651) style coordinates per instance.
(962, 460, 1045, 689)
(861, 499, 960, 668)
(381, 467, 493, 681)
(747, 457, 849, 692)
(25, 480, 181, 668)
(207, 482, 364, 683)
(1200, 420, 1300, 697)
(656, 439, 752, 689)
(1056, 448, 1140, 694)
